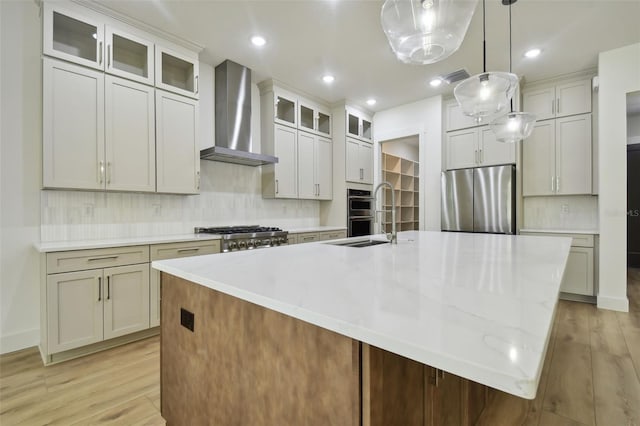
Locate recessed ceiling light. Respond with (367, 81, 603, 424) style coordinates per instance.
(429, 78, 442, 87)
(322, 75, 335, 84)
(251, 36, 266, 47)
(366, 99, 377, 106)
(524, 48, 541, 58)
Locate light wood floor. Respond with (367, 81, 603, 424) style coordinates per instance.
(1, 270, 639, 426)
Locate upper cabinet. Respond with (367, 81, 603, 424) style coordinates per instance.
(445, 126, 516, 170)
(298, 97, 332, 137)
(155, 46, 199, 99)
(43, 3, 105, 71)
(523, 79, 591, 121)
(346, 106, 373, 142)
(105, 26, 154, 86)
(41, 1, 201, 194)
(43, 3, 199, 98)
(445, 100, 478, 131)
(273, 87, 298, 128)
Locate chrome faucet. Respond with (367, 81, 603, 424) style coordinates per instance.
(373, 181, 397, 244)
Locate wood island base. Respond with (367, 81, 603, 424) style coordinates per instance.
(160, 273, 525, 426)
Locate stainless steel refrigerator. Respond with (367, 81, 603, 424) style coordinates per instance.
(441, 165, 516, 234)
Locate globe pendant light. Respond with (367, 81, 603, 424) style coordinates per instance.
(454, 0, 518, 123)
(381, 0, 479, 65)
(489, 0, 536, 143)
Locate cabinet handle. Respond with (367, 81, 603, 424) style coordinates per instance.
(196, 170, 200, 190)
(107, 44, 111, 68)
(106, 275, 110, 300)
(177, 248, 200, 254)
(475, 150, 478, 164)
(98, 41, 103, 65)
(97, 277, 102, 302)
(556, 176, 560, 193)
(195, 75, 199, 94)
(275, 179, 279, 194)
(551, 99, 555, 115)
(557, 98, 560, 114)
(88, 255, 118, 262)
(98, 161, 104, 184)
(106, 162, 111, 184)
(479, 149, 483, 164)
(551, 176, 555, 192)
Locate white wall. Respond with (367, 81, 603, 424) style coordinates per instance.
(374, 96, 443, 231)
(0, 1, 42, 353)
(381, 136, 419, 163)
(597, 42, 640, 312)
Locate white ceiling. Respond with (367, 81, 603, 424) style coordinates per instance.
(96, 0, 640, 112)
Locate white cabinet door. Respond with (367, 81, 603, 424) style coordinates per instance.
(316, 106, 332, 137)
(155, 45, 199, 99)
(360, 142, 373, 184)
(522, 120, 556, 196)
(561, 247, 594, 296)
(105, 76, 156, 192)
(445, 101, 477, 131)
(346, 107, 373, 142)
(43, 58, 105, 190)
(479, 126, 516, 167)
(103, 264, 150, 340)
(556, 80, 591, 118)
(522, 87, 555, 121)
(105, 26, 155, 86)
(297, 131, 316, 199)
(47, 270, 104, 354)
(316, 136, 333, 199)
(156, 90, 200, 194)
(274, 124, 298, 198)
(43, 3, 105, 71)
(446, 128, 478, 170)
(556, 114, 592, 195)
(273, 88, 297, 128)
(345, 138, 361, 183)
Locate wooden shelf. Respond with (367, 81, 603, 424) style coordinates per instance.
(382, 152, 419, 231)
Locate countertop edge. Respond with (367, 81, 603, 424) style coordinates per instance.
(36, 234, 222, 253)
(519, 228, 599, 235)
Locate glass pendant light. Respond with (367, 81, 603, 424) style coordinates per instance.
(381, 0, 478, 65)
(490, 0, 536, 143)
(454, 0, 518, 123)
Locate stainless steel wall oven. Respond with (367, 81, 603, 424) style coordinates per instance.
(347, 189, 373, 237)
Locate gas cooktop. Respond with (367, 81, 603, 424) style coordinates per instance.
(194, 225, 288, 252)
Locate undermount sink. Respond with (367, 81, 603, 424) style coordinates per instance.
(326, 239, 390, 248)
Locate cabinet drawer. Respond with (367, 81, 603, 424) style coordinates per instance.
(47, 246, 150, 274)
(150, 240, 220, 261)
(297, 233, 319, 244)
(286, 234, 298, 244)
(520, 232, 594, 247)
(319, 230, 347, 241)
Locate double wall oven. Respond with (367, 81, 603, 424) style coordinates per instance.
(347, 189, 373, 237)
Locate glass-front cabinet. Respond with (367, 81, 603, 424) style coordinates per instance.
(273, 88, 297, 128)
(155, 46, 199, 99)
(298, 97, 332, 137)
(346, 106, 373, 142)
(105, 27, 154, 86)
(43, 3, 105, 70)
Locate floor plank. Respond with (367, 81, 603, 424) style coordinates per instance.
(539, 410, 588, 426)
(591, 351, 640, 426)
(589, 308, 629, 356)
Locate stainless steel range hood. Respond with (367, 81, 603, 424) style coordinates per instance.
(200, 60, 278, 166)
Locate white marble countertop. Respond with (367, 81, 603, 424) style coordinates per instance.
(153, 231, 571, 399)
(36, 234, 221, 253)
(287, 226, 347, 233)
(520, 228, 599, 235)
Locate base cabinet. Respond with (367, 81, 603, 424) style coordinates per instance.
(288, 230, 347, 245)
(46, 256, 149, 355)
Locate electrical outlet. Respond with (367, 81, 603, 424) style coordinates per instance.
(153, 204, 162, 217)
(83, 203, 94, 217)
(561, 204, 570, 214)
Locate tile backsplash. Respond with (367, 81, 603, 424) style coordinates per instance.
(41, 161, 320, 242)
(522, 195, 599, 230)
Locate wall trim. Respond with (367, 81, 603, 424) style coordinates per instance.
(597, 294, 630, 312)
(0, 328, 40, 355)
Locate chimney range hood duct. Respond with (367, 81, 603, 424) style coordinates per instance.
(200, 60, 278, 166)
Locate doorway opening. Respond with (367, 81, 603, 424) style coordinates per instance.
(380, 136, 420, 233)
(627, 91, 640, 267)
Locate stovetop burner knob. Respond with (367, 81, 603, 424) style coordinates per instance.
(238, 241, 247, 249)
(254, 240, 262, 247)
(228, 241, 237, 250)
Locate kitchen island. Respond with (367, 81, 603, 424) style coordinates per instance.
(153, 231, 571, 426)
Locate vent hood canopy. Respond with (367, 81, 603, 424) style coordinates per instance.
(200, 60, 278, 166)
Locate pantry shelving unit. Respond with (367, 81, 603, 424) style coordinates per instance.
(382, 153, 419, 233)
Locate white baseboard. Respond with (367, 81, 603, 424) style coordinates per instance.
(597, 294, 630, 312)
(0, 328, 40, 355)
